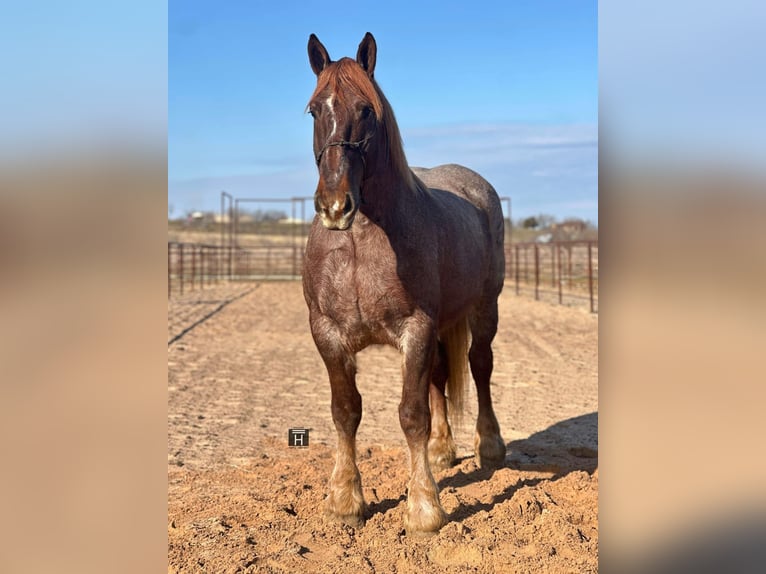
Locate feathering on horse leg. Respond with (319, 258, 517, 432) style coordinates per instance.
(320, 347, 365, 526)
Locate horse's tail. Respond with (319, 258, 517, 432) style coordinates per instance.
(444, 318, 471, 429)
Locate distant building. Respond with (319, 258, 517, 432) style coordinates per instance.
(536, 233, 553, 243)
(550, 219, 588, 241)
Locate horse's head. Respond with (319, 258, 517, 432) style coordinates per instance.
(307, 33, 381, 230)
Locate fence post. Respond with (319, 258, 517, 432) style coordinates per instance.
(551, 244, 556, 287)
(179, 243, 184, 295)
(523, 245, 528, 284)
(557, 243, 563, 304)
(191, 245, 197, 291)
(200, 249, 207, 289)
(514, 244, 520, 295)
(534, 244, 540, 300)
(588, 242, 594, 313)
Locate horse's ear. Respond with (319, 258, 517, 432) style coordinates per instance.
(308, 34, 331, 76)
(356, 32, 377, 78)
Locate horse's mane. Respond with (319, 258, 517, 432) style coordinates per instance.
(310, 58, 416, 191)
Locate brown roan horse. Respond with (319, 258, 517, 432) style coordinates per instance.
(302, 32, 506, 535)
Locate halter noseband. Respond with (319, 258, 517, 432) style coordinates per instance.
(314, 132, 374, 167)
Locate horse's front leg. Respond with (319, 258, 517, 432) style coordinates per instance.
(399, 317, 448, 534)
(312, 319, 365, 526)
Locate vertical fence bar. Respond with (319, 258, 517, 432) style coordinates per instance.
(221, 193, 225, 259)
(523, 245, 528, 284)
(551, 244, 556, 287)
(588, 242, 594, 313)
(191, 245, 197, 291)
(234, 200, 239, 260)
(534, 244, 540, 300)
(514, 245, 520, 295)
(557, 243, 563, 304)
(291, 199, 297, 277)
(201, 246, 206, 289)
(179, 243, 184, 296)
(567, 246, 573, 288)
(229, 203, 234, 279)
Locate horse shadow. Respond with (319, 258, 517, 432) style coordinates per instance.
(366, 412, 598, 523)
(445, 411, 597, 522)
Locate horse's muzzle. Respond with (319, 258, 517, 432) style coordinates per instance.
(315, 191, 357, 230)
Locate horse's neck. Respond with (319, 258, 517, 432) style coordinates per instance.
(360, 168, 416, 224)
(361, 132, 419, 222)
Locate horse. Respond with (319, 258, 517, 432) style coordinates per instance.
(302, 32, 506, 535)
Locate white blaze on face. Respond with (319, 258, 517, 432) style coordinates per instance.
(325, 94, 336, 139)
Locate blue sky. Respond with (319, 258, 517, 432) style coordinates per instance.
(1, 1, 167, 159)
(169, 1, 598, 222)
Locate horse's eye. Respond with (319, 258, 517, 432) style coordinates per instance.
(360, 106, 372, 119)
(308, 107, 317, 118)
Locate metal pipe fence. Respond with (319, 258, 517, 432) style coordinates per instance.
(168, 241, 305, 297)
(169, 239, 598, 312)
(506, 240, 598, 312)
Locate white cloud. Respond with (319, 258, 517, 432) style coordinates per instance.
(403, 122, 598, 221)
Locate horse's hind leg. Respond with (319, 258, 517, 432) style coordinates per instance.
(469, 298, 506, 469)
(428, 342, 457, 471)
(313, 321, 365, 526)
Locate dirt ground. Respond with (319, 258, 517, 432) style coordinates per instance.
(168, 282, 598, 573)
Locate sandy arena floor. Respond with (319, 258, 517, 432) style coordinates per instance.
(168, 281, 598, 573)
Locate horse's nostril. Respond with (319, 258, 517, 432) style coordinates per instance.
(343, 194, 354, 215)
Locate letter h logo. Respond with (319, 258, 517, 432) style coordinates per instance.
(288, 428, 309, 447)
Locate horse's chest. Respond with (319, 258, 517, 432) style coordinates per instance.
(315, 241, 408, 346)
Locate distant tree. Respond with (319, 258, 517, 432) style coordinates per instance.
(522, 216, 539, 229)
(244, 208, 288, 222)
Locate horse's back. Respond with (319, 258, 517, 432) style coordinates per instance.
(411, 164, 505, 291)
(412, 165, 499, 217)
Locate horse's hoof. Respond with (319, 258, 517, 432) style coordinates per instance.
(323, 509, 365, 528)
(404, 489, 448, 535)
(474, 432, 506, 469)
(323, 493, 365, 528)
(404, 504, 447, 535)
